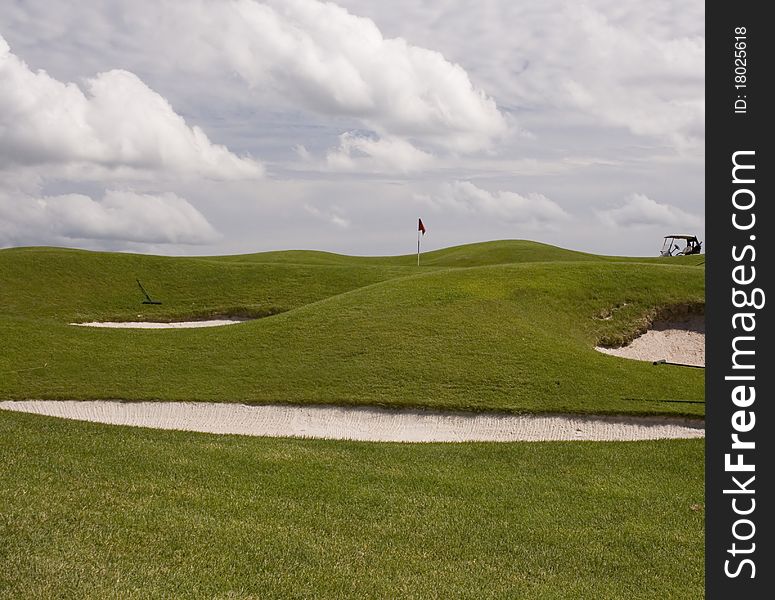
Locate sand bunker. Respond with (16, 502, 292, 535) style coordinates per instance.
(596, 315, 704, 367)
(0, 401, 703, 442)
(72, 319, 248, 329)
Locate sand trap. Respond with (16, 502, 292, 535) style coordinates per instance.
(0, 401, 704, 442)
(72, 319, 248, 329)
(596, 315, 704, 367)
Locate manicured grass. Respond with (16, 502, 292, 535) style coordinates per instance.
(0, 241, 704, 416)
(0, 411, 704, 599)
(0, 241, 706, 598)
(0, 246, 419, 322)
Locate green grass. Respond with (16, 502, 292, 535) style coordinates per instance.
(0, 411, 704, 600)
(0, 240, 706, 597)
(0, 240, 704, 416)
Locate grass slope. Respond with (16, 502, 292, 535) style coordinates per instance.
(0, 411, 704, 600)
(0, 246, 418, 322)
(0, 241, 704, 416)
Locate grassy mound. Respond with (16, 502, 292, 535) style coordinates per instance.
(0, 241, 704, 416)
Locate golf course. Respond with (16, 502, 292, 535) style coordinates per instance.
(0, 240, 705, 598)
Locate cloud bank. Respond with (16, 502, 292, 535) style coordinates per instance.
(303, 203, 350, 228)
(0, 189, 220, 246)
(420, 181, 570, 227)
(0, 0, 507, 156)
(219, 0, 508, 152)
(597, 193, 703, 229)
(0, 35, 263, 179)
(0, 1, 705, 256)
(560, 4, 704, 151)
(324, 132, 434, 173)
(336, 0, 704, 153)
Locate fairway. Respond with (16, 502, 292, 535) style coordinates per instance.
(0, 411, 704, 600)
(0, 240, 705, 598)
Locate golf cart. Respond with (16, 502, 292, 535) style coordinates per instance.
(660, 234, 702, 257)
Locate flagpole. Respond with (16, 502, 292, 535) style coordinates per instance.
(417, 228, 420, 266)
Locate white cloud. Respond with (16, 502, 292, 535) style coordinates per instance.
(0, 189, 220, 246)
(335, 0, 704, 153)
(218, 0, 508, 152)
(3, 0, 506, 154)
(293, 145, 312, 161)
(303, 203, 350, 228)
(0, 35, 263, 179)
(559, 4, 704, 151)
(324, 132, 434, 173)
(419, 180, 570, 227)
(0, 1, 706, 257)
(597, 193, 703, 229)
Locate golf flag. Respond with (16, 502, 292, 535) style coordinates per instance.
(417, 218, 426, 266)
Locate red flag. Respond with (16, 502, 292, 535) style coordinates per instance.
(418, 218, 426, 235)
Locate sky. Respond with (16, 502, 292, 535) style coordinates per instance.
(0, 0, 704, 257)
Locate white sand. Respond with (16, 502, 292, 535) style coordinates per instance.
(71, 319, 248, 329)
(596, 315, 704, 367)
(0, 401, 704, 442)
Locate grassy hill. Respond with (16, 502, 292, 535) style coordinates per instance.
(0, 240, 704, 416)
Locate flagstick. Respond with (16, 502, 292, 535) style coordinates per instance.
(417, 228, 420, 266)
